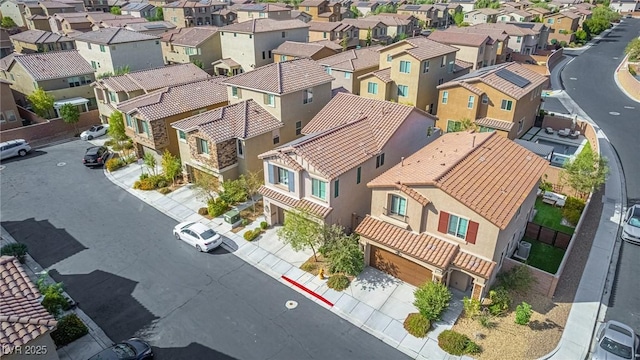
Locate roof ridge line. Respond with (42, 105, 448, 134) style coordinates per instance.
(434, 132, 496, 183)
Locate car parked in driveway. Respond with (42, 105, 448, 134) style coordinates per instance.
(0, 139, 31, 160)
(83, 146, 110, 167)
(594, 320, 639, 360)
(88, 338, 153, 360)
(173, 221, 223, 252)
(621, 204, 640, 245)
(80, 124, 110, 140)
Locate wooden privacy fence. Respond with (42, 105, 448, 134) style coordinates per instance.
(525, 222, 572, 250)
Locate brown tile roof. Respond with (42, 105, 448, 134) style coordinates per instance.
(428, 31, 491, 47)
(380, 37, 458, 61)
(238, 3, 290, 12)
(222, 58, 333, 95)
(125, 21, 177, 32)
(311, 39, 343, 51)
(97, 18, 149, 28)
(473, 22, 545, 36)
(299, 0, 326, 6)
(527, 7, 551, 15)
(161, 26, 218, 47)
(10, 30, 75, 44)
(398, 4, 434, 11)
(396, 183, 430, 206)
(74, 27, 159, 45)
(475, 117, 514, 131)
(95, 63, 210, 93)
(367, 15, 411, 26)
(221, 18, 309, 34)
(444, 26, 510, 42)
(368, 131, 548, 229)
(213, 58, 241, 68)
(258, 185, 333, 218)
(117, 77, 228, 121)
(458, 81, 484, 95)
(272, 41, 336, 58)
(455, 59, 474, 72)
(359, 67, 392, 83)
(555, 10, 581, 19)
(453, 251, 496, 279)
(341, 18, 386, 30)
(8, 50, 93, 81)
(0, 256, 57, 354)
(308, 21, 353, 32)
(318, 46, 381, 71)
(164, 0, 222, 7)
(356, 216, 459, 270)
(171, 99, 283, 142)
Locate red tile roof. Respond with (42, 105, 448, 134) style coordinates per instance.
(380, 37, 459, 61)
(273, 41, 337, 58)
(475, 117, 515, 131)
(428, 31, 491, 47)
(258, 185, 333, 218)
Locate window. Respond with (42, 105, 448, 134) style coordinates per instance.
(334, 179, 339, 198)
(441, 55, 446, 67)
(447, 120, 462, 132)
(273, 135, 279, 144)
(233, 32, 237, 37)
(0, 113, 4, 123)
(125, 114, 133, 127)
(547, 18, 554, 24)
(197, 138, 209, 154)
(303, 88, 313, 104)
(67, 76, 81, 87)
(232, 86, 239, 98)
(264, 93, 275, 107)
(268, 50, 272, 59)
(108, 91, 116, 102)
(367, 82, 378, 95)
(516, 36, 522, 43)
(282, 31, 286, 38)
(323, 31, 327, 38)
(389, 195, 407, 217)
(88, 43, 92, 49)
(5, 110, 16, 122)
(447, 214, 469, 239)
(442, 91, 448, 104)
(237, 139, 244, 157)
(311, 178, 327, 199)
(178, 130, 186, 142)
(518, 118, 524, 133)
(139, 120, 150, 136)
(386, 54, 392, 62)
(375, 153, 385, 168)
(91, 60, 97, 69)
(295, 121, 302, 135)
(325, 67, 332, 74)
(356, 166, 361, 184)
(262, 51, 266, 60)
(275, 167, 289, 185)
(305, 6, 309, 10)
(467, 95, 475, 109)
(501, 99, 513, 111)
(422, 60, 429, 73)
(281, 55, 287, 61)
(344, 72, 351, 79)
(99, 45, 105, 52)
(397, 85, 408, 98)
(482, 94, 488, 104)
(9, 74, 14, 81)
(399, 60, 411, 73)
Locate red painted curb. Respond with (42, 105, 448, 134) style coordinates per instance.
(281, 275, 334, 307)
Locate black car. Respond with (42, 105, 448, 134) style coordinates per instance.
(88, 338, 153, 360)
(83, 146, 110, 167)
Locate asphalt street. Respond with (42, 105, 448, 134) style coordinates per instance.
(561, 19, 640, 332)
(0, 140, 409, 360)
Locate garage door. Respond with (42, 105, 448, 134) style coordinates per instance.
(370, 246, 432, 287)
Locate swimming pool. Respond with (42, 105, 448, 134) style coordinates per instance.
(536, 139, 579, 156)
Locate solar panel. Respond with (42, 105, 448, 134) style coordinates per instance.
(404, 5, 421, 10)
(495, 68, 530, 88)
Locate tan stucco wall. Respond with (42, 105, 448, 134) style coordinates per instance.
(76, 39, 164, 75)
(162, 33, 222, 74)
(236, 10, 292, 23)
(1, 82, 22, 130)
(327, 66, 377, 94)
(359, 75, 391, 101)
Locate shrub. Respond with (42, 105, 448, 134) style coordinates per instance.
(327, 274, 350, 291)
(112, 143, 123, 151)
(488, 287, 512, 316)
(105, 158, 123, 172)
(137, 178, 156, 191)
(241, 218, 250, 226)
(462, 296, 481, 319)
(403, 313, 430, 338)
(326, 235, 365, 276)
(464, 340, 482, 355)
(563, 196, 586, 225)
(496, 265, 534, 293)
(198, 207, 209, 215)
(560, 40, 567, 47)
(123, 142, 134, 150)
(139, 173, 150, 180)
(300, 262, 317, 272)
(629, 65, 637, 76)
(158, 187, 172, 195)
(207, 198, 229, 217)
(1, 243, 28, 263)
(438, 330, 482, 355)
(133, 180, 141, 189)
(51, 314, 89, 347)
(219, 179, 248, 205)
(515, 302, 533, 325)
(477, 310, 495, 328)
(413, 281, 452, 321)
(104, 139, 114, 146)
(157, 179, 168, 188)
(243, 228, 261, 241)
(260, 221, 268, 230)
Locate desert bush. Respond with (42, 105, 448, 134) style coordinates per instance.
(133, 180, 141, 189)
(219, 178, 248, 205)
(260, 221, 268, 230)
(563, 196, 586, 225)
(325, 234, 364, 276)
(51, 314, 89, 347)
(477, 310, 495, 328)
(105, 158, 123, 172)
(123, 141, 134, 150)
(139, 173, 149, 180)
(207, 198, 229, 217)
(462, 296, 481, 319)
(158, 187, 172, 195)
(438, 330, 481, 355)
(496, 265, 534, 293)
(414, 281, 452, 321)
(112, 143, 123, 151)
(403, 313, 430, 338)
(327, 274, 350, 291)
(241, 219, 250, 226)
(1, 243, 28, 263)
(137, 178, 156, 191)
(198, 207, 209, 215)
(488, 287, 512, 316)
(243, 228, 262, 241)
(515, 302, 533, 325)
(300, 262, 317, 272)
(629, 65, 637, 76)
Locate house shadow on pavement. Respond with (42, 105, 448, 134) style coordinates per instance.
(151, 343, 238, 360)
(352, 267, 402, 291)
(2, 218, 88, 268)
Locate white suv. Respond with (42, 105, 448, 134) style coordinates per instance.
(0, 139, 31, 160)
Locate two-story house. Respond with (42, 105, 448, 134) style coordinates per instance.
(354, 1, 379, 17)
(273, 41, 338, 62)
(435, 62, 547, 139)
(356, 130, 548, 298)
(341, 18, 391, 46)
(449, 0, 475, 13)
(121, 2, 156, 18)
(258, 92, 438, 230)
(235, 3, 292, 22)
(318, 46, 380, 94)
(91, 18, 151, 32)
(610, 0, 640, 13)
(92, 62, 210, 122)
(0, 0, 36, 28)
(215, 19, 309, 73)
(299, 0, 342, 22)
(0, 50, 95, 109)
(307, 21, 359, 48)
(443, 26, 511, 63)
(428, 31, 497, 69)
(24, 1, 79, 31)
(221, 58, 334, 144)
(498, 7, 533, 23)
(526, 7, 552, 22)
(161, 26, 221, 74)
(366, 14, 420, 39)
(50, 12, 97, 35)
(463, 8, 501, 25)
(397, 4, 437, 27)
(10, 29, 75, 54)
(473, 22, 548, 54)
(163, 0, 227, 28)
(74, 28, 164, 75)
(171, 99, 284, 183)
(566, 7, 592, 26)
(117, 77, 228, 159)
(544, 11, 580, 44)
(1, 79, 22, 130)
(359, 37, 470, 114)
(123, 21, 178, 36)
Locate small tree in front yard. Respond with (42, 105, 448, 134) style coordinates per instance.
(143, 152, 158, 176)
(1, 16, 17, 28)
(325, 233, 364, 276)
(625, 38, 640, 61)
(414, 281, 452, 321)
(219, 178, 248, 204)
(240, 170, 264, 216)
(59, 103, 80, 136)
(26, 87, 54, 118)
(277, 208, 323, 261)
(108, 111, 134, 158)
(192, 171, 219, 202)
(110, 6, 121, 14)
(161, 150, 181, 185)
(561, 145, 608, 197)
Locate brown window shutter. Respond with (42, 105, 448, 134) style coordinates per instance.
(467, 221, 479, 244)
(438, 211, 449, 233)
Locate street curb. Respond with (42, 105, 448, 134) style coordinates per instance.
(613, 54, 640, 104)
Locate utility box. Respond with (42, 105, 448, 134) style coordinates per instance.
(514, 241, 532, 261)
(224, 210, 240, 224)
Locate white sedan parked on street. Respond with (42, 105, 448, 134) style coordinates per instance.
(173, 222, 223, 252)
(80, 124, 109, 140)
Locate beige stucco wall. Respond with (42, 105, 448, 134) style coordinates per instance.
(1, 82, 22, 130)
(4, 333, 59, 360)
(76, 39, 164, 75)
(359, 75, 391, 101)
(162, 34, 222, 74)
(454, 44, 483, 69)
(236, 10, 292, 23)
(1, 2, 28, 27)
(327, 66, 377, 94)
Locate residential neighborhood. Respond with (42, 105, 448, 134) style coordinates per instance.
(0, 0, 639, 359)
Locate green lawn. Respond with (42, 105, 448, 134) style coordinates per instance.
(519, 237, 565, 274)
(533, 198, 575, 235)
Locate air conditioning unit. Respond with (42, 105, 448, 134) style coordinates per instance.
(513, 241, 532, 261)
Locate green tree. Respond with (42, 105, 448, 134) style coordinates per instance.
(110, 6, 121, 14)
(366, 27, 372, 46)
(146, 7, 164, 21)
(374, 4, 396, 14)
(453, 11, 464, 26)
(325, 233, 364, 276)
(341, 32, 348, 52)
(161, 150, 181, 185)
(192, 171, 219, 202)
(395, 32, 408, 42)
(414, 281, 452, 321)
(240, 171, 263, 216)
(36, 275, 68, 318)
(575, 29, 588, 43)
(1, 16, 17, 28)
(474, 0, 500, 9)
(219, 178, 248, 204)
(625, 38, 640, 61)
(350, 5, 362, 17)
(561, 146, 608, 197)
(277, 208, 323, 261)
(108, 111, 133, 158)
(26, 87, 54, 118)
(191, 59, 204, 69)
(59, 103, 80, 135)
(417, 0, 435, 4)
(143, 152, 158, 176)
(532, 2, 549, 9)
